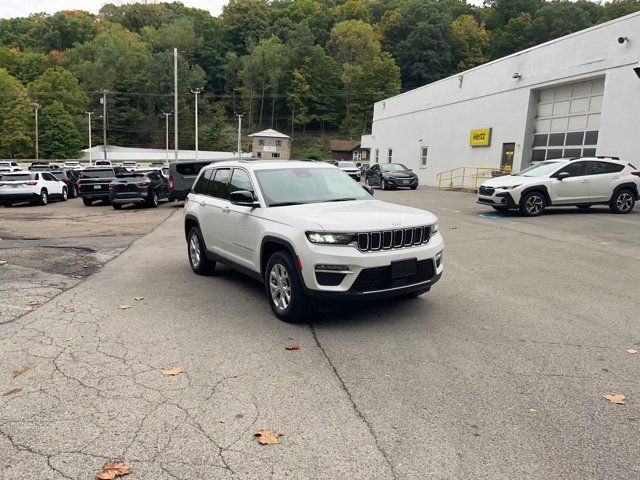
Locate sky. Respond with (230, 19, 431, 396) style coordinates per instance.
(1, 0, 487, 20)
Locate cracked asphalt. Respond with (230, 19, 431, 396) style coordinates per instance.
(1, 188, 639, 479)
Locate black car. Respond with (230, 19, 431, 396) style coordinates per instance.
(109, 170, 170, 209)
(364, 163, 419, 190)
(78, 167, 124, 206)
(51, 170, 80, 198)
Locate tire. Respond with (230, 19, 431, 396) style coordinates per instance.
(609, 189, 636, 214)
(147, 190, 159, 208)
(492, 206, 510, 212)
(61, 187, 68, 201)
(3, 202, 12, 208)
(577, 205, 591, 210)
(39, 189, 48, 206)
(83, 198, 93, 206)
(382, 180, 388, 190)
(264, 251, 308, 323)
(519, 191, 546, 216)
(187, 227, 215, 275)
(410, 185, 418, 190)
(69, 185, 78, 198)
(112, 203, 122, 210)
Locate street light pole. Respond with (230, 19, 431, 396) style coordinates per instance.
(191, 88, 202, 160)
(162, 111, 172, 162)
(31, 103, 40, 160)
(100, 90, 108, 160)
(85, 111, 93, 165)
(174, 48, 179, 161)
(236, 113, 243, 158)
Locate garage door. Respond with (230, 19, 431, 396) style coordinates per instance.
(531, 78, 604, 163)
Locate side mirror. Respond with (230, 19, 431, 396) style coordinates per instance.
(230, 190, 259, 207)
(363, 185, 374, 196)
(556, 171, 570, 181)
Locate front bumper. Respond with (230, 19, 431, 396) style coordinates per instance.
(477, 192, 517, 208)
(385, 177, 418, 188)
(297, 232, 444, 298)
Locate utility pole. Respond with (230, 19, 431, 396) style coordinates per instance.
(100, 90, 108, 160)
(291, 105, 295, 137)
(85, 111, 93, 165)
(191, 88, 202, 160)
(236, 114, 243, 158)
(174, 48, 179, 161)
(162, 111, 172, 162)
(31, 103, 40, 160)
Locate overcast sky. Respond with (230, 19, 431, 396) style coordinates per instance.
(1, 0, 486, 19)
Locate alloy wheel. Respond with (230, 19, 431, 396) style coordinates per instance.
(616, 192, 633, 212)
(525, 194, 544, 215)
(41, 191, 48, 205)
(269, 264, 291, 311)
(62, 188, 68, 200)
(189, 234, 201, 269)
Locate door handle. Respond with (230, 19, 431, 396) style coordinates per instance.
(612, 176, 620, 180)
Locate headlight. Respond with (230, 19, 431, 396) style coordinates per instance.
(497, 184, 522, 190)
(306, 232, 355, 245)
(430, 223, 438, 235)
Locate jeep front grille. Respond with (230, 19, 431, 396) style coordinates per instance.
(356, 226, 431, 252)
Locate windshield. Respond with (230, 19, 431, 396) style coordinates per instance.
(338, 162, 357, 168)
(255, 167, 371, 207)
(1, 174, 34, 181)
(115, 173, 146, 178)
(517, 161, 563, 177)
(80, 169, 114, 178)
(381, 163, 409, 172)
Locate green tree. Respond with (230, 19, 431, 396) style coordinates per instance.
(32, 11, 96, 52)
(600, 0, 640, 21)
(221, 0, 271, 54)
(490, 13, 534, 57)
(39, 100, 83, 158)
(28, 66, 89, 114)
(529, 1, 593, 45)
(334, 0, 372, 23)
(0, 68, 33, 158)
(328, 20, 380, 64)
(450, 14, 491, 70)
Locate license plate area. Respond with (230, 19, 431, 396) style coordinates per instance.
(390, 258, 417, 278)
(94, 185, 102, 190)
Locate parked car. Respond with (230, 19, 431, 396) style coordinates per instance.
(77, 167, 124, 206)
(121, 161, 139, 172)
(184, 160, 443, 322)
(94, 160, 113, 167)
(0, 161, 22, 172)
(29, 162, 61, 171)
(149, 162, 166, 169)
(169, 159, 219, 201)
(109, 170, 170, 209)
(477, 157, 640, 216)
(51, 170, 80, 198)
(365, 163, 419, 190)
(0, 171, 68, 206)
(336, 161, 362, 181)
(63, 161, 83, 170)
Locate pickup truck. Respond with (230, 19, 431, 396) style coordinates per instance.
(78, 167, 125, 206)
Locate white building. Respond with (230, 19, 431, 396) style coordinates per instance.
(367, 11, 640, 186)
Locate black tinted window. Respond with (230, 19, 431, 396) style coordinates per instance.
(192, 170, 211, 195)
(589, 161, 624, 175)
(229, 169, 254, 194)
(81, 169, 114, 178)
(175, 162, 211, 176)
(557, 162, 589, 177)
(0, 174, 33, 181)
(210, 169, 231, 199)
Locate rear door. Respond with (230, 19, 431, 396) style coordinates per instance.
(42, 172, 62, 195)
(550, 161, 591, 204)
(200, 169, 231, 255)
(586, 161, 625, 202)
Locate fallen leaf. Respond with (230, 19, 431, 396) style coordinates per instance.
(161, 367, 183, 376)
(285, 343, 300, 351)
(215, 359, 224, 366)
(118, 304, 132, 310)
(134, 297, 144, 301)
(2, 388, 22, 396)
(604, 393, 626, 405)
(626, 349, 638, 354)
(527, 408, 537, 413)
(254, 428, 282, 445)
(0, 260, 7, 266)
(72, 275, 83, 279)
(27, 300, 40, 306)
(63, 306, 76, 313)
(12, 364, 32, 378)
(96, 460, 132, 479)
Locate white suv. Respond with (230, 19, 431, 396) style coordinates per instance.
(184, 160, 444, 322)
(0, 161, 22, 172)
(0, 171, 68, 206)
(478, 157, 640, 216)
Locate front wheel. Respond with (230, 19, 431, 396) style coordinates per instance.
(519, 191, 546, 216)
(609, 189, 635, 214)
(39, 189, 48, 206)
(265, 251, 308, 323)
(69, 185, 78, 198)
(410, 185, 418, 190)
(61, 187, 68, 201)
(382, 180, 388, 190)
(187, 227, 215, 275)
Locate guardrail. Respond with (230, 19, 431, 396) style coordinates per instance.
(437, 166, 504, 190)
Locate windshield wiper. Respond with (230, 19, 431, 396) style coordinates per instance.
(326, 197, 357, 202)
(269, 201, 306, 207)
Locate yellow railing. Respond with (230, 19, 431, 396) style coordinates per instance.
(437, 166, 503, 191)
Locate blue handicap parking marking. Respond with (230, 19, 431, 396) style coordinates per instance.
(479, 213, 507, 219)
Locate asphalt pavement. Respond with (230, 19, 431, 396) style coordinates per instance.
(1, 188, 639, 479)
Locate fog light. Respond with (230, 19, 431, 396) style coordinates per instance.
(315, 264, 351, 272)
(435, 252, 443, 268)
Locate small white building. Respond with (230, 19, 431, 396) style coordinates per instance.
(249, 129, 291, 160)
(367, 11, 640, 186)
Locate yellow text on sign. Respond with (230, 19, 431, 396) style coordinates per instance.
(470, 128, 492, 147)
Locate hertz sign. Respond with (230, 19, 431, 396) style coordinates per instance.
(469, 128, 492, 147)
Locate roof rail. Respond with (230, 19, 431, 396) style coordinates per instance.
(596, 155, 620, 160)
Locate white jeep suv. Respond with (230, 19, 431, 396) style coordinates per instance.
(478, 157, 640, 216)
(184, 160, 444, 322)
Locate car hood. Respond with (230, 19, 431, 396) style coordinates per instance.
(260, 200, 437, 231)
(481, 175, 543, 188)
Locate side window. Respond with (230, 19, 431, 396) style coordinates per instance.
(590, 161, 623, 174)
(192, 170, 211, 195)
(210, 168, 231, 199)
(229, 169, 254, 194)
(557, 162, 589, 177)
(43, 172, 54, 181)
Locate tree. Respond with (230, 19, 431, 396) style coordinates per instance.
(32, 11, 96, 52)
(28, 67, 89, 115)
(600, 0, 640, 21)
(327, 20, 380, 64)
(39, 100, 83, 159)
(334, 0, 372, 23)
(528, 2, 592, 45)
(0, 68, 33, 158)
(221, 0, 271, 54)
(450, 15, 491, 70)
(490, 13, 534, 57)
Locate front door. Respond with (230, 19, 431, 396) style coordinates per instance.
(550, 161, 591, 204)
(501, 143, 515, 173)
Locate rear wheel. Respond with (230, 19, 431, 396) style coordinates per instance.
(82, 198, 92, 206)
(69, 185, 78, 198)
(382, 179, 388, 190)
(187, 227, 215, 275)
(265, 251, 308, 323)
(39, 189, 48, 206)
(147, 190, 159, 208)
(519, 191, 546, 216)
(609, 189, 635, 214)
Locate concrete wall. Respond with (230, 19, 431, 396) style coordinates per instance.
(369, 11, 640, 185)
